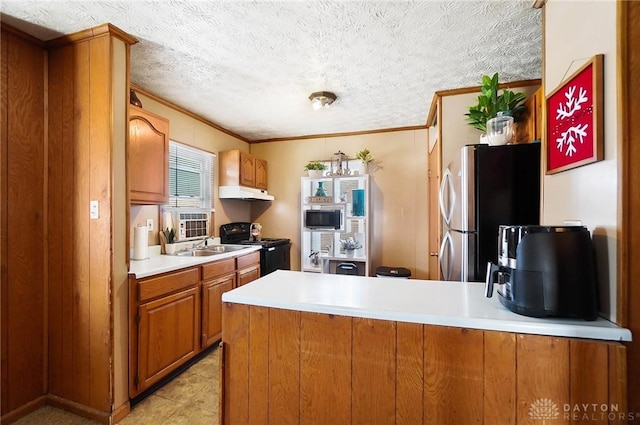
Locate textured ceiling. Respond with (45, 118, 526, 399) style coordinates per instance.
(1, 1, 542, 142)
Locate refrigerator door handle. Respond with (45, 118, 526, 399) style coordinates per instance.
(439, 168, 454, 226)
(439, 232, 454, 280)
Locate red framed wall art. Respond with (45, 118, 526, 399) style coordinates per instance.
(546, 54, 604, 174)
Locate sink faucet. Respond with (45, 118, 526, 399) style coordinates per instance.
(192, 237, 213, 249)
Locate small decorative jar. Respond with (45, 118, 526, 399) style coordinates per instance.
(315, 181, 327, 197)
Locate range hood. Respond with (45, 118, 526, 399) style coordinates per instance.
(218, 185, 275, 201)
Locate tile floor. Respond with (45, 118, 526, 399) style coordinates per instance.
(12, 348, 220, 425)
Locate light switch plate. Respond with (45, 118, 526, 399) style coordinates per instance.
(90, 200, 99, 219)
(146, 218, 154, 231)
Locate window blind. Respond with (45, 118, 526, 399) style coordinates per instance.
(168, 141, 215, 210)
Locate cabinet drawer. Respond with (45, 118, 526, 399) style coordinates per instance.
(237, 264, 260, 287)
(237, 251, 260, 269)
(202, 258, 236, 281)
(138, 267, 199, 302)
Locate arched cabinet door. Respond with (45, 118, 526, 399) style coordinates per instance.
(129, 105, 169, 204)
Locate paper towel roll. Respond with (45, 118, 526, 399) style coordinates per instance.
(133, 224, 149, 260)
(163, 211, 173, 231)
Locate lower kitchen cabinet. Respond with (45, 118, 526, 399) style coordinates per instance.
(202, 273, 235, 349)
(130, 266, 203, 397)
(134, 285, 200, 396)
(129, 251, 261, 399)
(236, 251, 260, 286)
(201, 258, 236, 349)
(237, 265, 259, 287)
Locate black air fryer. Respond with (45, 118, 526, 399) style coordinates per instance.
(485, 225, 598, 320)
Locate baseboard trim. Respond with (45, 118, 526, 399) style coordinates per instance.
(0, 395, 47, 424)
(46, 394, 111, 424)
(111, 400, 130, 424)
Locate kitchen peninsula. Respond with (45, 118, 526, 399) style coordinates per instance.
(221, 270, 631, 425)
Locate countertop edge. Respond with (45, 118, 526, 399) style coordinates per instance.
(129, 245, 261, 278)
(221, 271, 632, 343)
(222, 293, 632, 342)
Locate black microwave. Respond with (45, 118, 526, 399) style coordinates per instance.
(305, 210, 341, 229)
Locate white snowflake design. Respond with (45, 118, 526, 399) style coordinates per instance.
(556, 123, 589, 157)
(556, 85, 588, 120)
(554, 85, 590, 158)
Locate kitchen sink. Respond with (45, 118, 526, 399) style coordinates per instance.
(174, 245, 247, 257)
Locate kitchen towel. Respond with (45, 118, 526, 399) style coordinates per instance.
(133, 224, 149, 260)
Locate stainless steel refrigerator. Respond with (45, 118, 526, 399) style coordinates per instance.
(439, 143, 540, 281)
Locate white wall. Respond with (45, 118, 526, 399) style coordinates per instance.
(543, 0, 618, 320)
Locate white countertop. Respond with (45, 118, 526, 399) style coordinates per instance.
(129, 245, 261, 278)
(222, 270, 632, 342)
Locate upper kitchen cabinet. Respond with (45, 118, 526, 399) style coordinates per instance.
(254, 157, 268, 190)
(219, 150, 268, 190)
(129, 105, 169, 204)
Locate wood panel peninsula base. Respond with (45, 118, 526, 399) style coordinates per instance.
(220, 271, 631, 425)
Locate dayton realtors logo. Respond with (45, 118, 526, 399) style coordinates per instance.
(529, 398, 639, 422)
(529, 398, 560, 424)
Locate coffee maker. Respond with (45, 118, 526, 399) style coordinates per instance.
(485, 225, 598, 320)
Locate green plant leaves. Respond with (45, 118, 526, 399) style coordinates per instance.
(465, 72, 527, 134)
(163, 227, 176, 244)
(304, 161, 327, 171)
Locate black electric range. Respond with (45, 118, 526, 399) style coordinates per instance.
(219, 222, 291, 276)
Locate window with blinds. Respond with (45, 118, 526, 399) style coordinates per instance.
(168, 141, 215, 210)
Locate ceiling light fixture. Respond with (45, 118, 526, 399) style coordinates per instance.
(309, 91, 337, 110)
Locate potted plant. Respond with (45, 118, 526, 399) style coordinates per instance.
(340, 237, 362, 256)
(465, 73, 527, 141)
(162, 227, 176, 254)
(354, 148, 373, 174)
(304, 161, 327, 178)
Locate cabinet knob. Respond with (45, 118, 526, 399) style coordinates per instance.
(429, 252, 439, 257)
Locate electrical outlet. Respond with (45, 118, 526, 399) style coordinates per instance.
(146, 218, 154, 231)
(90, 200, 99, 219)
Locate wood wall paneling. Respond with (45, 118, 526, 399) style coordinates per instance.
(300, 312, 352, 425)
(0, 28, 8, 414)
(569, 340, 609, 424)
(88, 33, 113, 412)
(396, 322, 424, 425)
(621, 0, 640, 412)
(352, 317, 396, 425)
(1, 28, 46, 413)
(424, 326, 484, 424)
(221, 302, 249, 425)
(516, 335, 570, 424)
(248, 306, 269, 424)
(47, 41, 77, 403)
(46, 31, 63, 400)
(46, 30, 119, 414)
(609, 343, 628, 424)
(72, 38, 92, 408)
(483, 331, 516, 424)
(221, 306, 627, 424)
(267, 307, 300, 425)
